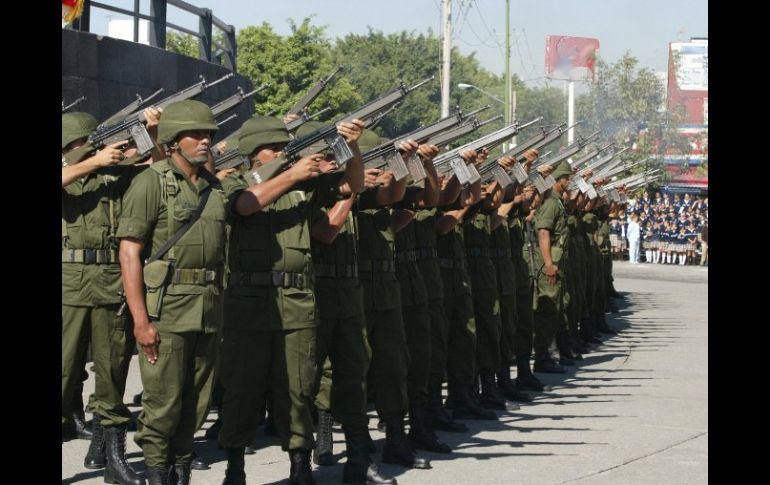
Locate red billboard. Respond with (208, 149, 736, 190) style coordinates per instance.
(545, 35, 600, 82)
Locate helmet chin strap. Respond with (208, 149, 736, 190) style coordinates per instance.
(173, 142, 208, 166)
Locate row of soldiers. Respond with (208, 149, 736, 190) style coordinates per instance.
(62, 94, 630, 485)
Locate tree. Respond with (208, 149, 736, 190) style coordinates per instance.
(576, 53, 691, 191)
(166, 31, 198, 58)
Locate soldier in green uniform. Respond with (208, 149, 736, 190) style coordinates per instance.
(62, 110, 155, 485)
(564, 190, 591, 356)
(594, 197, 618, 334)
(304, 124, 396, 485)
(435, 150, 497, 421)
(391, 143, 453, 454)
(531, 160, 573, 373)
(216, 116, 364, 485)
(117, 100, 230, 485)
(355, 137, 433, 470)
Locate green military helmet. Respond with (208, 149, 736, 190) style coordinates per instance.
(551, 160, 573, 180)
(62, 112, 97, 149)
(238, 116, 291, 156)
(156, 100, 218, 145)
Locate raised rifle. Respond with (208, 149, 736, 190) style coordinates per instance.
(216, 113, 238, 127)
(98, 88, 165, 128)
(211, 84, 270, 119)
(338, 76, 435, 124)
(62, 96, 86, 113)
(285, 65, 344, 131)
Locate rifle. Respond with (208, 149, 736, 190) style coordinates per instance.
(522, 131, 602, 191)
(286, 106, 334, 137)
(64, 73, 234, 166)
(285, 65, 344, 131)
(62, 96, 86, 113)
(211, 84, 270, 119)
(216, 113, 238, 127)
(433, 117, 541, 186)
(214, 148, 250, 171)
(525, 220, 538, 285)
(98, 88, 165, 128)
(338, 76, 435, 124)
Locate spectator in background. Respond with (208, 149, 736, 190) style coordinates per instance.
(626, 213, 641, 264)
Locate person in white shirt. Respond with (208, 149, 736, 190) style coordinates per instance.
(626, 213, 641, 264)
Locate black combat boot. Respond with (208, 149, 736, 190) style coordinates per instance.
(596, 313, 618, 335)
(103, 425, 145, 485)
(84, 414, 106, 469)
(533, 353, 566, 374)
(222, 447, 246, 485)
(479, 372, 516, 410)
(132, 392, 143, 406)
(557, 329, 582, 362)
(407, 402, 451, 454)
(514, 354, 546, 392)
(343, 433, 397, 485)
(570, 329, 591, 355)
(426, 384, 467, 433)
(145, 468, 168, 485)
(288, 449, 316, 485)
(190, 450, 209, 470)
(72, 387, 93, 440)
(313, 409, 335, 466)
(450, 381, 498, 421)
(496, 367, 533, 402)
(381, 416, 431, 469)
(171, 463, 190, 485)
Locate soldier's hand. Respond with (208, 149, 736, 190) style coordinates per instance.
(364, 168, 382, 188)
(214, 140, 228, 155)
(376, 170, 395, 187)
(544, 263, 559, 286)
(416, 143, 440, 162)
(521, 148, 539, 165)
(135, 322, 160, 364)
(459, 148, 478, 165)
(538, 164, 554, 176)
(283, 112, 301, 125)
(144, 106, 163, 132)
(338, 119, 365, 144)
(216, 167, 236, 180)
(288, 154, 323, 183)
(397, 140, 419, 160)
(476, 148, 490, 166)
(497, 155, 516, 171)
(93, 141, 129, 167)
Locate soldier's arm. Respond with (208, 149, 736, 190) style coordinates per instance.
(461, 178, 482, 207)
(335, 120, 365, 196)
(538, 228, 557, 285)
(435, 206, 470, 235)
(415, 144, 440, 208)
(437, 174, 462, 207)
(375, 171, 408, 207)
(392, 208, 415, 233)
(62, 140, 128, 187)
(119, 237, 160, 364)
(311, 195, 356, 245)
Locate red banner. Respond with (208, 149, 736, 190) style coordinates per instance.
(545, 35, 600, 82)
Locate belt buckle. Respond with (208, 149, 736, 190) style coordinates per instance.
(83, 249, 96, 264)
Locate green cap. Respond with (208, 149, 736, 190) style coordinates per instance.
(238, 116, 291, 156)
(62, 112, 97, 149)
(551, 160, 573, 181)
(157, 100, 218, 145)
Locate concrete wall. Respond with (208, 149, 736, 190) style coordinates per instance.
(62, 29, 254, 142)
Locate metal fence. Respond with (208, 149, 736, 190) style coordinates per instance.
(65, 0, 237, 72)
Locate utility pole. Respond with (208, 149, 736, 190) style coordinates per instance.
(441, 0, 452, 117)
(504, 0, 510, 151)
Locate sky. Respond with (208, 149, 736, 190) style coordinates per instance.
(86, 0, 708, 88)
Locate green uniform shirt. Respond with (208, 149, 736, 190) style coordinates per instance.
(62, 165, 143, 306)
(582, 212, 598, 248)
(490, 218, 515, 296)
(596, 216, 611, 254)
(414, 208, 443, 300)
(355, 189, 401, 311)
(436, 201, 472, 298)
(311, 190, 365, 320)
(463, 208, 496, 291)
(224, 172, 338, 331)
(509, 208, 532, 289)
(116, 159, 231, 333)
(395, 215, 428, 307)
(533, 190, 569, 267)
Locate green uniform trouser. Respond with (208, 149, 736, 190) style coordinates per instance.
(427, 297, 450, 396)
(513, 283, 534, 359)
(592, 250, 606, 317)
(584, 248, 596, 321)
(566, 254, 581, 333)
(219, 327, 316, 452)
(365, 308, 409, 419)
(443, 291, 477, 389)
(135, 330, 217, 468)
(402, 303, 431, 405)
(533, 271, 565, 356)
(62, 304, 133, 427)
(603, 252, 614, 299)
(195, 342, 220, 431)
(498, 292, 516, 366)
(314, 313, 371, 432)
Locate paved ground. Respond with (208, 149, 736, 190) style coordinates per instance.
(62, 261, 708, 484)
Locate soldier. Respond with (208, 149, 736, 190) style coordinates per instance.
(531, 160, 573, 374)
(217, 116, 364, 485)
(117, 100, 229, 485)
(303, 123, 396, 485)
(62, 110, 158, 485)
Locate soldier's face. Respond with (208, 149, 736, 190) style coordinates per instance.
(256, 143, 289, 164)
(177, 130, 212, 165)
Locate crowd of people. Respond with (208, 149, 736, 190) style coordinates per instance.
(609, 192, 708, 266)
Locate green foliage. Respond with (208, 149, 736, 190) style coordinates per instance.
(166, 31, 198, 58)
